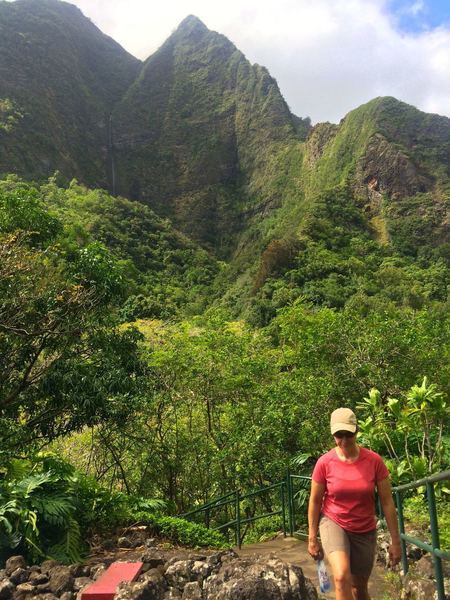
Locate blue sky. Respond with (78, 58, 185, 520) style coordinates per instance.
(388, 0, 450, 33)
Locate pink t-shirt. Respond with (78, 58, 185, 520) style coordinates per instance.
(312, 447, 389, 533)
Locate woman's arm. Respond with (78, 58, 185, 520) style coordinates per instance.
(308, 480, 326, 560)
(377, 476, 401, 566)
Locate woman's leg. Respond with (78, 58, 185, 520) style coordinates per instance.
(351, 574, 370, 600)
(347, 529, 376, 600)
(327, 550, 353, 600)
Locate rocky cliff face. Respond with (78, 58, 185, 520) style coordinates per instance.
(297, 97, 450, 250)
(112, 15, 299, 255)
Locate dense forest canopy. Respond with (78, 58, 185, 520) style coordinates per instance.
(0, 0, 448, 565)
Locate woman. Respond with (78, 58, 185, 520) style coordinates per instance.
(307, 407, 401, 600)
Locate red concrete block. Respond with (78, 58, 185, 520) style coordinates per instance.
(82, 562, 143, 600)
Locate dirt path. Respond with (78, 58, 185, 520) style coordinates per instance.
(236, 535, 388, 599)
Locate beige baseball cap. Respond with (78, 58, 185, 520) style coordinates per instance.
(330, 407, 357, 434)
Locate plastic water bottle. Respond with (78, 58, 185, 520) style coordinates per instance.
(317, 559, 331, 593)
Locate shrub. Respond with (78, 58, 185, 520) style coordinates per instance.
(242, 516, 283, 545)
(403, 491, 450, 549)
(0, 458, 82, 564)
(0, 454, 167, 564)
(132, 512, 227, 548)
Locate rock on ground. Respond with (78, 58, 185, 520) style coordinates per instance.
(0, 550, 318, 600)
(117, 550, 317, 600)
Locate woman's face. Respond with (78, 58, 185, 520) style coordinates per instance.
(333, 430, 356, 449)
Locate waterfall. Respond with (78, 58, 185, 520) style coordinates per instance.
(109, 113, 116, 196)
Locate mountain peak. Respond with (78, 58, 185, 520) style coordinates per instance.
(12, 0, 84, 18)
(176, 15, 209, 34)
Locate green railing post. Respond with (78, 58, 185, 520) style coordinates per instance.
(290, 474, 296, 535)
(426, 481, 445, 600)
(235, 489, 241, 548)
(280, 483, 287, 537)
(287, 472, 294, 536)
(205, 507, 210, 529)
(286, 472, 291, 535)
(395, 490, 408, 575)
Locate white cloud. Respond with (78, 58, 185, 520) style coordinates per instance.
(405, 1, 425, 17)
(54, 0, 450, 122)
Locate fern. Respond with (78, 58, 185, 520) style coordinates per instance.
(1, 454, 169, 564)
(49, 517, 82, 563)
(0, 500, 19, 528)
(0, 530, 21, 550)
(0, 459, 84, 563)
(5, 458, 30, 481)
(32, 494, 74, 526)
(129, 497, 166, 513)
(16, 472, 54, 497)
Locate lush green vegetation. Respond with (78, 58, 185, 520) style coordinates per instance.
(0, 194, 143, 449)
(0, 179, 224, 562)
(51, 305, 449, 519)
(0, 453, 223, 564)
(222, 183, 450, 325)
(1, 170, 448, 563)
(0, 176, 219, 320)
(1, 2, 449, 569)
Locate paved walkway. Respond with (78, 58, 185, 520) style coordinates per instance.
(236, 535, 388, 599)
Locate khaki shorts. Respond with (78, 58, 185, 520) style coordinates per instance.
(319, 514, 377, 577)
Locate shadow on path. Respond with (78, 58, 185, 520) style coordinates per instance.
(236, 535, 388, 599)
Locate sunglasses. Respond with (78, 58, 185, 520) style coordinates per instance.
(333, 431, 355, 439)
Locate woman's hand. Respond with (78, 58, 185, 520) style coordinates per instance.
(308, 537, 324, 561)
(389, 541, 401, 566)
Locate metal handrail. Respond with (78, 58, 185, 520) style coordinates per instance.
(241, 481, 283, 500)
(179, 475, 305, 547)
(214, 518, 237, 531)
(392, 470, 450, 600)
(392, 469, 450, 492)
(180, 470, 449, 599)
(180, 489, 237, 518)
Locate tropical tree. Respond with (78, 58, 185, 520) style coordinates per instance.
(0, 188, 146, 451)
(357, 378, 449, 482)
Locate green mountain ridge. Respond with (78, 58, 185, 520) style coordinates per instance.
(112, 13, 300, 256)
(0, 1, 449, 319)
